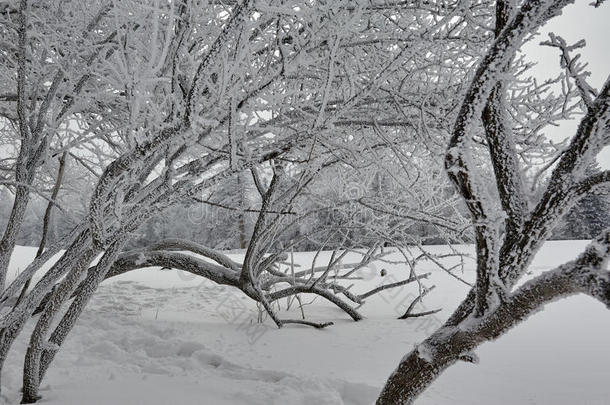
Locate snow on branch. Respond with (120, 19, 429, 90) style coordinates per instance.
(541, 33, 597, 109)
(474, 230, 610, 341)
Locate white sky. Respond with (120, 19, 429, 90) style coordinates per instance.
(523, 2, 610, 168)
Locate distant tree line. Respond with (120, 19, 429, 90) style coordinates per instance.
(3, 160, 607, 251)
(552, 162, 610, 240)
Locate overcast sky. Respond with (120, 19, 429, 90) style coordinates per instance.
(523, 2, 610, 168)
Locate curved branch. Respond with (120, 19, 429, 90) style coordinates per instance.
(104, 250, 240, 287)
(398, 285, 439, 319)
(268, 284, 363, 321)
(280, 319, 334, 329)
(134, 239, 242, 271)
(358, 273, 431, 300)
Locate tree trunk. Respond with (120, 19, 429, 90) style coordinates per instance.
(21, 248, 97, 404)
(0, 315, 29, 398)
(0, 186, 31, 290)
(36, 238, 127, 390)
(0, 229, 90, 398)
(15, 153, 68, 310)
(237, 171, 248, 249)
(376, 329, 473, 405)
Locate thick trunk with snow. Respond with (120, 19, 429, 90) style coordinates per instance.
(377, 1, 610, 403)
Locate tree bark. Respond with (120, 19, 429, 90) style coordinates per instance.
(376, 331, 468, 405)
(21, 248, 97, 404)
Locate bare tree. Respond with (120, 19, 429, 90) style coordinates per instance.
(0, 1, 488, 402)
(0, 0, 115, 289)
(0, 0, 586, 403)
(0, 3, 126, 398)
(377, 1, 610, 403)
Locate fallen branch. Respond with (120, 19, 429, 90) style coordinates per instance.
(397, 285, 439, 319)
(281, 319, 334, 329)
(358, 273, 430, 300)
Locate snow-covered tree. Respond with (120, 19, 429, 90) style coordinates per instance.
(1, 0, 591, 402)
(0, 1, 492, 402)
(0, 0, 117, 290)
(377, 1, 610, 403)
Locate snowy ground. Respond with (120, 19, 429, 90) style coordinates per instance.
(2, 240, 609, 405)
